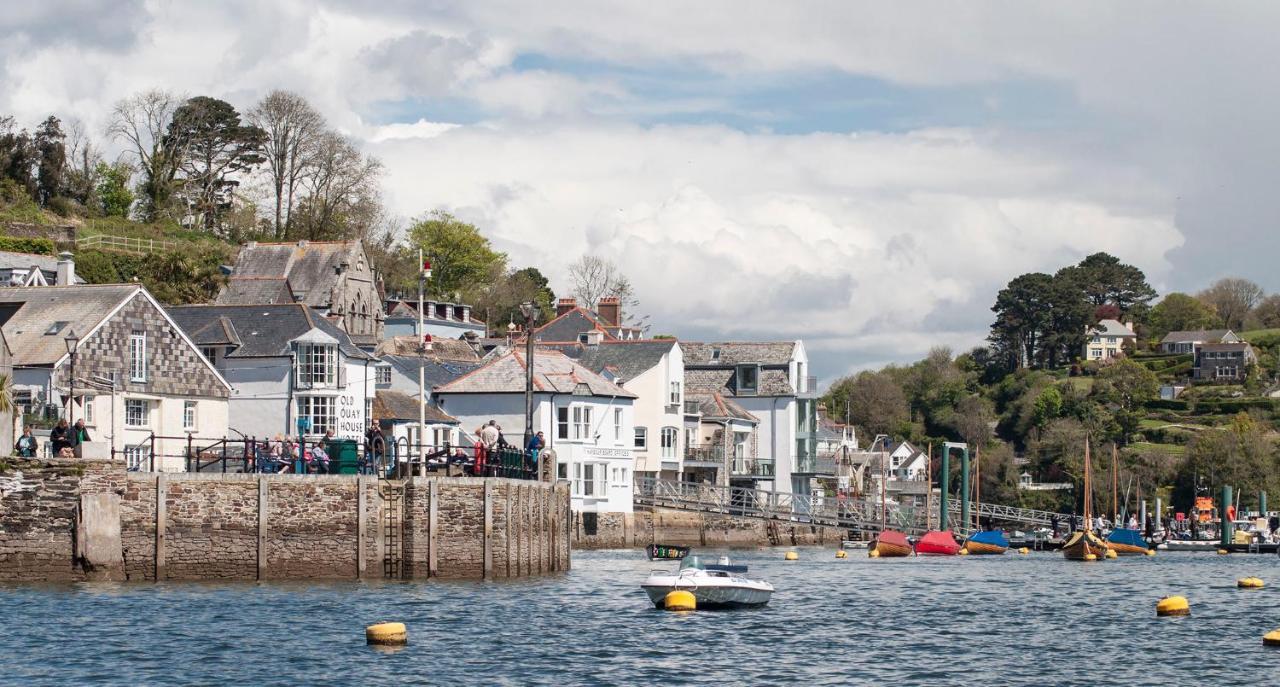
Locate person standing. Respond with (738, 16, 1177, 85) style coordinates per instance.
(49, 419, 70, 455)
(14, 427, 38, 457)
(70, 419, 92, 447)
(526, 431, 545, 477)
(480, 420, 499, 448)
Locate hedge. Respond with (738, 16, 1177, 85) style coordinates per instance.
(0, 236, 56, 255)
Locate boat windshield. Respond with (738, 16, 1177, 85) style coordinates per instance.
(679, 556, 705, 570)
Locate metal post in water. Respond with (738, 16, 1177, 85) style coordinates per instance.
(960, 446, 970, 533)
(1221, 485, 1233, 547)
(1140, 499, 1147, 532)
(1261, 491, 1267, 517)
(940, 445, 950, 530)
(1155, 497, 1162, 533)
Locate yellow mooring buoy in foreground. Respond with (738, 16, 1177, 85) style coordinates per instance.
(1238, 577, 1265, 589)
(1084, 553, 1098, 561)
(664, 590, 696, 611)
(784, 551, 799, 561)
(1018, 547, 1030, 554)
(1105, 549, 1118, 559)
(1144, 549, 1156, 556)
(835, 549, 848, 559)
(1217, 548, 1230, 555)
(366, 622, 407, 646)
(958, 548, 969, 556)
(868, 548, 881, 558)
(1264, 630, 1280, 647)
(1156, 596, 1190, 617)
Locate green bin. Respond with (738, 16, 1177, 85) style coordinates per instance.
(326, 439, 360, 474)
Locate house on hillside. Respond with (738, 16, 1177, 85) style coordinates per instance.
(681, 341, 815, 496)
(217, 240, 384, 346)
(0, 250, 85, 287)
(1084, 319, 1136, 360)
(1160, 329, 1239, 354)
(432, 349, 637, 515)
(1193, 342, 1257, 381)
(0, 284, 231, 470)
(167, 303, 374, 441)
(384, 299, 486, 340)
(541, 339, 685, 481)
(534, 297, 644, 343)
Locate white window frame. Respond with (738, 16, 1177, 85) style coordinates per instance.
(129, 332, 147, 382)
(79, 396, 94, 426)
(660, 426, 677, 459)
(635, 426, 647, 449)
(124, 399, 150, 428)
(124, 445, 150, 471)
(295, 343, 337, 388)
(297, 396, 336, 436)
(557, 406, 570, 440)
(613, 408, 622, 442)
(183, 401, 197, 431)
(571, 404, 593, 441)
(669, 381, 681, 405)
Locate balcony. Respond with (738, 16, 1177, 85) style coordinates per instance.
(730, 458, 775, 478)
(684, 446, 724, 468)
(683, 400, 702, 416)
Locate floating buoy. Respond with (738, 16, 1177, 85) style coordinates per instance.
(1084, 553, 1098, 561)
(1238, 577, 1265, 589)
(664, 590, 696, 611)
(1105, 549, 1118, 559)
(366, 622, 407, 645)
(1156, 595, 1190, 617)
(1265, 630, 1280, 647)
(1018, 547, 1030, 554)
(1144, 549, 1156, 556)
(1217, 548, 1230, 555)
(958, 548, 969, 556)
(784, 551, 799, 561)
(835, 550, 848, 559)
(868, 549, 881, 558)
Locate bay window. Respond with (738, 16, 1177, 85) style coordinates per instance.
(295, 343, 337, 388)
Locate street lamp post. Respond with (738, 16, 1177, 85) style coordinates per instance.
(519, 301, 540, 469)
(64, 330, 79, 427)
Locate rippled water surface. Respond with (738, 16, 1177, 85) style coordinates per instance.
(4, 548, 1280, 685)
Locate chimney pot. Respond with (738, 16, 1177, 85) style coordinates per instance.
(56, 251, 75, 286)
(556, 297, 577, 318)
(597, 296, 621, 326)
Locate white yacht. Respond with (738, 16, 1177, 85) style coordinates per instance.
(641, 556, 774, 608)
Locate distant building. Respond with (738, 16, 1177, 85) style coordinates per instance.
(534, 297, 644, 343)
(217, 240, 384, 346)
(371, 390, 461, 462)
(1193, 342, 1257, 382)
(384, 299, 485, 340)
(683, 390, 760, 486)
(0, 284, 231, 470)
(0, 250, 84, 287)
(1159, 329, 1239, 354)
(1084, 319, 1136, 360)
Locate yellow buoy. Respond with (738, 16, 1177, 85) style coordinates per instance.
(835, 550, 848, 559)
(1144, 549, 1156, 556)
(1084, 553, 1098, 561)
(1105, 549, 1118, 559)
(1156, 595, 1190, 617)
(366, 622, 407, 645)
(664, 589, 696, 611)
(1264, 630, 1280, 647)
(1217, 548, 1230, 555)
(958, 548, 969, 556)
(784, 551, 799, 561)
(868, 549, 881, 558)
(1238, 577, 1265, 589)
(1018, 547, 1030, 554)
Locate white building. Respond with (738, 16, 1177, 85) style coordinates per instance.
(168, 303, 375, 441)
(0, 284, 231, 471)
(1084, 319, 1137, 360)
(433, 349, 637, 514)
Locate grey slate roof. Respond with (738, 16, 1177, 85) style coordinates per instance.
(1087, 319, 1136, 337)
(540, 340, 675, 382)
(682, 342, 796, 366)
(689, 391, 757, 422)
(223, 241, 359, 307)
(685, 368, 795, 397)
(433, 349, 636, 397)
(215, 277, 294, 305)
(373, 390, 457, 424)
(374, 335, 480, 362)
(534, 308, 614, 342)
(1161, 329, 1234, 343)
(0, 284, 140, 365)
(167, 303, 372, 359)
(380, 354, 481, 388)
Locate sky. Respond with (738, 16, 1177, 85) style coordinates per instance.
(3, 2, 1278, 382)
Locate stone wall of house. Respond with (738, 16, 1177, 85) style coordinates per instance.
(0, 457, 569, 582)
(571, 507, 845, 549)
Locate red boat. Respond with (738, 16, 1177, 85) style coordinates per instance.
(915, 530, 961, 556)
(873, 530, 913, 557)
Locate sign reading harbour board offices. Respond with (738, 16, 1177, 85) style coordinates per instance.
(583, 447, 631, 459)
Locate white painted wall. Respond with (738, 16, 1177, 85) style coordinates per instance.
(623, 344, 684, 478)
(217, 354, 374, 442)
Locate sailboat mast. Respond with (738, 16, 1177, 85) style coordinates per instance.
(926, 444, 933, 531)
(1112, 443, 1119, 526)
(880, 441, 888, 530)
(974, 445, 981, 531)
(1083, 437, 1093, 525)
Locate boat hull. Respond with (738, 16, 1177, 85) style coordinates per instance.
(965, 530, 1009, 555)
(1061, 530, 1108, 560)
(641, 571, 774, 608)
(646, 544, 690, 561)
(1104, 528, 1150, 555)
(874, 530, 913, 557)
(916, 530, 961, 556)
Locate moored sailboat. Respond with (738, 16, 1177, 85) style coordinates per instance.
(916, 530, 961, 555)
(1104, 528, 1150, 555)
(1063, 437, 1109, 561)
(964, 529, 1009, 555)
(873, 529, 913, 557)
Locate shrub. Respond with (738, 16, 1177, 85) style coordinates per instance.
(0, 236, 56, 255)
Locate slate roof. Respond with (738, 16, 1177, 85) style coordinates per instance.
(534, 308, 616, 343)
(0, 284, 140, 365)
(689, 390, 757, 422)
(167, 303, 372, 359)
(1161, 329, 1234, 343)
(433, 349, 636, 397)
(373, 390, 458, 424)
(215, 277, 295, 305)
(1198, 342, 1254, 352)
(684, 368, 794, 397)
(1087, 319, 1136, 337)
(380, 354, 481, 388)
(222, 241, 360, 307)
(374, 335, 480, 362)
(540, 340, 675, 382)
(682, 342, 796, 366)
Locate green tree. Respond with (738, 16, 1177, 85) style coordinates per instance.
(465, 266, 558, 332)
(1244, 294, 1280, 331)
(1149, 292, 1217, 338)
(409, 210, 507, 298)
(1197, 277, 1264, 330)
(1057, 252, 1157, 317)
(167, 96, 266, 233)
(0, 116, 36, 198)
(989, 272, 1055, 369)
(1092, 358, 1159, 413)
(94, 162, 134, 217)
(33, 116, 65, 206)
(826, 369, 910, 439)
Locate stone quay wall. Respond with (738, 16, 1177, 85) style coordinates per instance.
(571, 508, 845, 549)
(0, 457, 570, 582)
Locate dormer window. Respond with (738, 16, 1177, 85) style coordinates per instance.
(711, 347, 721, 361)
(736, 364, 759, 394)
(295, 343, 338, 387)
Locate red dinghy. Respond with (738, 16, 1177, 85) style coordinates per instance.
(915, 530, 961, 556)
(873, 530, 913, 557)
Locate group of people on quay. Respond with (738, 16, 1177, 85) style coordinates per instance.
(14, 420, 90, 458)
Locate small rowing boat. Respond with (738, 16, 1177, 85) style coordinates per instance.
(965, 530, 1009, 555)
(873, 530, 913, 557)
(915, 530, 961, 556)
(646, 544, 690, 561)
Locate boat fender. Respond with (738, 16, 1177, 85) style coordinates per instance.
(1217, 549, 1230, 555)
(1018, 547, 1030, 554)
(664, 590, 696, 611)
(366, 622, 407, 645)
(868, 549, 881, 558)
(835, 550, 848, 559)
(1264, 630, 1280, 647)
(1238, 577, 1265, 589)
(1144, 549, 1156, 556)
(784, 551, 799, 561)
(958, 548, 969, 556)
(1084, 553, 1098, 561)
(1105, 549, 1118, 559)
(1156, 596, 1190, 617)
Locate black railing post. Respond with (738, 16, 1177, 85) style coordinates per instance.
(186, 434, 193, 472)
(150, 434, 156, 472)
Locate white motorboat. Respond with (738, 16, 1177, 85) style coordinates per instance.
(641, 556, 774, 609)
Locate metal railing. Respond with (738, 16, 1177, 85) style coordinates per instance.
(730, 457, 774, 478)
(684, 446, 725, 464)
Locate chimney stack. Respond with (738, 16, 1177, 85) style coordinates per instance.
(56, 251, 75, 286)
(585, 330, 603, 346)
(597, 296, 620, 326)
(556, 297, 577, 318)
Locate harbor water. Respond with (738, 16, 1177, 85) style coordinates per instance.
(4, 548, 1279, 685)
